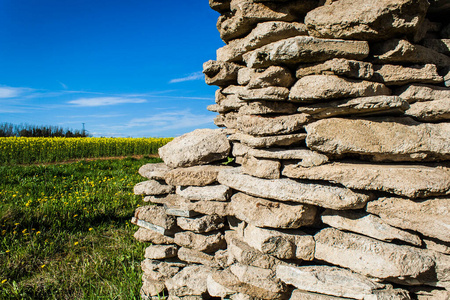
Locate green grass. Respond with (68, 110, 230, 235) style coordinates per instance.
(0, 157, 160, 299)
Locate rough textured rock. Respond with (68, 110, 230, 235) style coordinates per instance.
(296, 58, 374, 80)
(405, 99, 450, 121)
(134, 180, 174, 196)
(207, 273, 235, 298)
(164, 165, 231, 187)
(282, 162, 450, 198)
(189, 201, 230, 217)
(176, 215, 225, 234)
(138, 163, 171, 180)
(397, 84, 450, 102)
(158, 129, 230, 168)
(422, 39, 450, 55)
(203, 60, 242, 86)
(305, 117, 450, 161)
(314, 228, 434, 280)
(243, 36, 370, 68)
(425, 250, 450, 289)
(141, 275, 166, 297)
(413, 288, 450, 300)
(373, 64, 443, 85)
(165, 265, 212, 297)
(241, 155, 281, 179)
(209, 0, 230, 13)
(144, 245, 178, 260)
(239, 100, 298, 115)
(289, 289, 353, 299)
(289, 75, 391, 102)
(321, 209, 422, 246)
(174, 231, 226, 253)
(237, 87, 290, 101)
(218, 168, 371, 210)
(131, 217, 176, 236)
(134, 206, 178, 231)
(366, 197, 450, 243)
(229, 192, 317, 229)
(176, 185, 232, 202)
(304, 0, 429, 41)
(228, 132, 307, 148)
(141, 259, 185, 282)
(297, 96, 409, 119)
(134, 227, 175, 244)
(276, 265, 384, 299)
(236, 114, 309, 136)
(423, 239, 450, 255)
(247, 66, 295, 89)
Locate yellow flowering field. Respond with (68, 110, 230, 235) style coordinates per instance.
(0, 137, 173, 164)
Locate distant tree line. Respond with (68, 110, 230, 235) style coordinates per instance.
(0, 122, 91, 138)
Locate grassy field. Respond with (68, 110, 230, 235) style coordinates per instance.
(0, 156, 161, 299)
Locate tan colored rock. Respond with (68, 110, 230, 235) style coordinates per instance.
(405, 99, 450, 121)
(176, 185, 232, 202)
(236, 114, 309, 136)
(165, 265, 212, 297)
(425, 250, 450, 289)
(214, 111, 239, 129)
(158, 129, 230, 168)
(423, 239, 450, 255)
(189, 200, 230, 217)
(174, 231, 226, 253)
(282, 162, 450, 198)
(164, 165, 231, 187)
(203, 60, 242, 86)
(247, 66, 295, 88)
(228, 132, 306, 148)
(242, 155, 281, 179)
(156, 194, 230, 217)
(243, 36, 370, 68)
(134, 227, 175, 244)
(290, 289, 349, 299)
(131, 217, 176, 236)
(297, 96, 409, 119)
(366, 197, 450, 243)
(372, 39, 450, 67)
(134, 206, 178, 231)
(141, 259, 185, 282)
(229, 192, 317, 228)
(176, 215, 225, 233)
(314, 228, 434, 280)
(373, 64, 443, 85)
(219, 168, 371, 210)
(144, 245, 178, 260)
(216, 93, 246, 111)
(305, 117, 450, 162)
(209, 0, 230, 13)
(138, 163, 171, 180)
(141, 275, 166, 298)
(134, 180, 174, 196)
(239, 100, 298, 115)
(217, 21, 308, 62)
(207, 273, 235, 298)
(305, 0, 429, 41)
(414, 288, 450, 300)
(237, 86, 290, 101)
(289, 75, 391, 102)
(296, 58, 374, 80)
(422, 39, 450, 55)
(397, 84, 450, 102)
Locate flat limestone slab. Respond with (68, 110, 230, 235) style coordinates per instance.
(177, 247, 219, 268)
(372, 64, 443, 86)
(396, 84, 450, 102)
(164, 165, 231, 187)
(314, 228, 434, 280)
(282, 162, 450, 198)
(296, 58, 373, 80)
(176, 215, 225, 233)
(238, 100, 298, 115)
(305, 117, 450, 162)
(144, 245, 178, 260)
(218, 168, 370, 210)
(228, 132, 306, 148)
(174, 231, 226, 253)
(366, 197, 450, 243)
(236, 114, 309, 136)
(134, 227, 175, 244)
(166, 265, 212, 297)
(134, 206, 177, 231)
(133, 180, 174, 196)
(138, 163, 172, 180)
(405, 99, 450, 121)
(176, 185, 232, 202)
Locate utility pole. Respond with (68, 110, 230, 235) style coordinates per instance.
(82, 123, 85, 136)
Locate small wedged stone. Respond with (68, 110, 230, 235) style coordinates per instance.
(158, 128, 230, 168)
(423, 238, 450, 255)
(141, 259, 185, 282)
(405, 99, 450, 121)
(229, 192, 317, 229)
(282, 162, 450, 199)
(218, 168, 370, 210)
(314, 228, 435, 280)
(238, 100, 298, 115)
(177, 247, 220, 268)
(164, 165, 231, 187)
(372, 64, 443, 86)
(243, 36, 370, 68)
(176, 185, 232, 202)
(305, 117, 450, 162)
(366, 197, 450, 243)
(297, 96, 409, 119)
(165, 265, 213, 297)
(134, 180, 174, 196)
(217, 21, 308, 62)
(237, 86, 290, 101)
(131, 217, 176, 236)
(134, 206, 178, 231)
(228, 132, 306, 148)
(242, 155, 281, 179)
(296, 58, 374, 80)
(304, 0, 429, 41)
(134, 227, 175, 244)
(174, 231, 226, 253)
(203, 60, 242, 86)
(276, 265, 384, 300)
(177, 215, 225, 234)
(138, 163, 172, 180)
(424, 250, 450, 289)
(321, 209, 422, 246)
(236, 114, 309, 136)
(289, 75, 391, 102)
(247, 66, 295, 89)
(397, 84, 450, 102)
(144, 245, 178, 260)
(207, 273, 235, 298)
(141, 275, 166, 297)
(422, 39, 450, 55)
(372, 39, 450, 67)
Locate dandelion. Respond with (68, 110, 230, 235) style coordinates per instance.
(1, 279, 6, 284)
(22, 229, 27, 234)
(5, 250, 10, 253)
(41, 264, 45, 268)
(36, 231, 41, 235)
(88, 228, 93, 231)
(74, 242, 79, 245)
(14, 223, 19, 226)
(73, 214, 78, 218)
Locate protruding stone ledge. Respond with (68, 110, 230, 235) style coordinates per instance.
(296, 58, 374, 80)
(228, 132, 306, 148)
(236, 114, 309, 136)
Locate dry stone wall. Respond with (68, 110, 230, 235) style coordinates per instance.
(132, 0, 450, 299)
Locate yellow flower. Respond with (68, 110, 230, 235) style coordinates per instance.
(41, 264, 45, 268)
(36, 231, 41, 235)
(5, 250, 10, 253)
(14, 223, 19, 226)
(88, 228, 93, 231)
(74, 242, 79, 245)
(73, 214, 78, 218)
(1, 279, 6, 284)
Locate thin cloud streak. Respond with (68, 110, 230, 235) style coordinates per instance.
(169, 71, 204, 83)
(68, 97, 147, 107)
(0, 86, 34, 99)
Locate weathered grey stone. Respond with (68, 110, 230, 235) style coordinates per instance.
(237, 86, 290, 101)
(243, 224, 315, 260)
(405, 99, 450, 121)
(305, 0, 429, 41)
(134, 206, 178, 231)
(209, 0, 230, 13)
(243, 36, 370, 68)
(217, 21, 308, 62)
(158, 129, 230, 168)
(174, 231, 226, 253)
(166, 265, 212, 297)
(176, 185, 232, 202)
(242, 155, 281, 179)
(372, 39, 450, 67)
(423, 39, 450, 55)
(366, 197, 450, 243)
(423, 239, 450, 255)
(229, 192, 317, 228)
(131, 217, 175, 236)
(237, 68, 257, 85)
(230, 293, 258, 300)
(297, 96, 409, 119)
(141, 259, 185, 282)
(397, 84, 450, 102)
(289, 75, 391, 102)
(414, 288, 450, 300)
(282, 162, 450, 199)
(373, 64, 443, 85)
(207, 273, 235, 298)
(321, 209, 422, 246)
(222, 85, 247, 95)
(366, 288, 412, 300)
(425, 250, 450, 289)
(216, 92, 246, 111)
(228, 132, 307, 148)
(134, 180, 174, 196)
(214, 111, 239, 129)
(203, 60, 242, 86)
(219, 168, 370, 210)
(236, 114, 309, 136)
(189, 201, 230, 217)
(138, 163, 172, 180)
(177, 247, 219, 268)
(134, 227, 175, 244)
(296, 58, 374, 80)
(247, 66, 295, 89)
(176, 215, 225, 233)
(314, 228, 434, 280)
(165, 165, 231, 187)
(144, 245, 178, 260)
(305, 117, 450, 162)
(238, 100, 298, 115)
(276, 265, 384, 300)
(141, 275, 166, 297)
(290, 289, 349, 299)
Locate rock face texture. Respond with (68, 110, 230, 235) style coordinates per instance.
(132, 1, 450, 299)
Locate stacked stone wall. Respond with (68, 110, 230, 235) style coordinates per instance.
(132, 0, 450, 299)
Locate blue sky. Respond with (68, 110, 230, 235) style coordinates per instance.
(0, 0, 224, 137)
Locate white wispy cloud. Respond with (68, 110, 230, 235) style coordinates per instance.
(169, 71, 204, 83)
(68, 97, 147, 107)
(0, 86, 33, 99)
